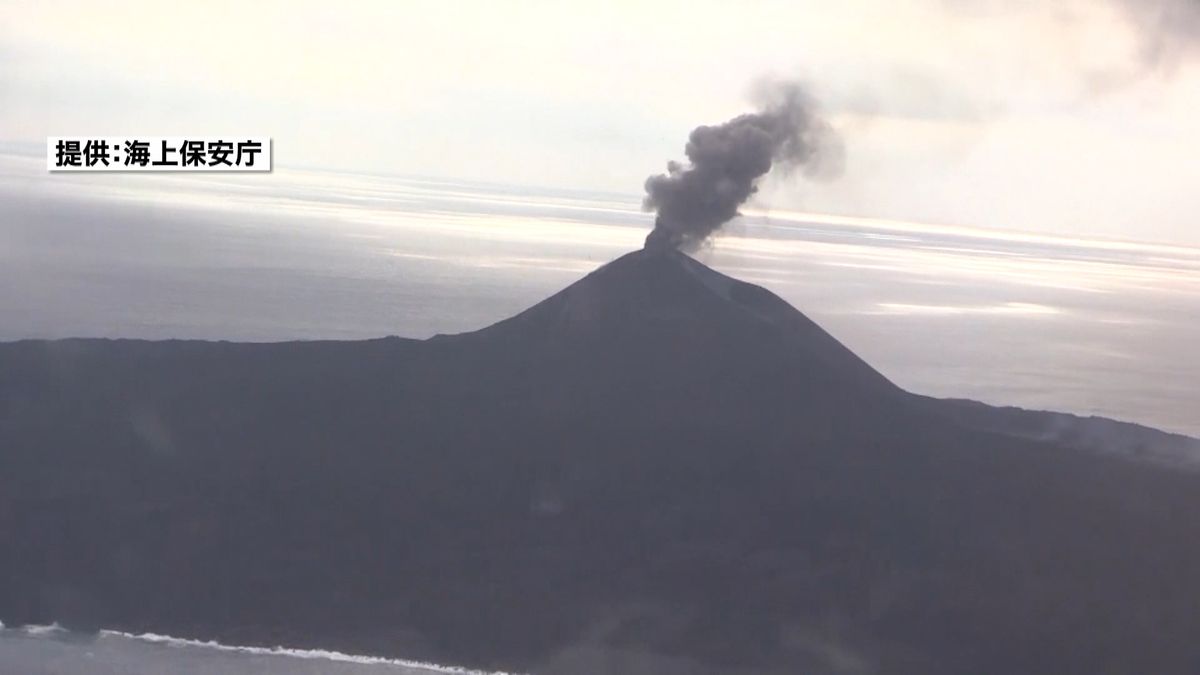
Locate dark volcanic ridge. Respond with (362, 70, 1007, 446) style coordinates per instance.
(442, 248, 1198, 467)
(2, 248, 1200, 675)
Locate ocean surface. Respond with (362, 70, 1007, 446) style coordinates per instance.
(2, 150, 1199, 671)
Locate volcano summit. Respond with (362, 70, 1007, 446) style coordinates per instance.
(2, 249, 1199, 675)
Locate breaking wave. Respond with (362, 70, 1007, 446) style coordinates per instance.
(0, 622, 519, 674)
(16, 622, 68, 637)
(97, 629, 520, 674)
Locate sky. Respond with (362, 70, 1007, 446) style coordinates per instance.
(2, 0, 1199, 246)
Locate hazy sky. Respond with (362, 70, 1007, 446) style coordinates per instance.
(2, 0, 1198, 245)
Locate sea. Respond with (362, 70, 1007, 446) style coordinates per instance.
(1, 149, 1198, 671)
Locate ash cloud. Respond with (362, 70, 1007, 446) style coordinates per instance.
(1110, 0, 1200, 69)
(944, 0, 1200, 76)
(642, 81, 844, 252)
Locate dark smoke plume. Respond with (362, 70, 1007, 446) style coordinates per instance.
(642, 81, 843, 251)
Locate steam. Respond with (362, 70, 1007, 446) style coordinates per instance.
(642, 80, 844, 251)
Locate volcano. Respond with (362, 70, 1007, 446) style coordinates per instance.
(2, 249, 1200, 674)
